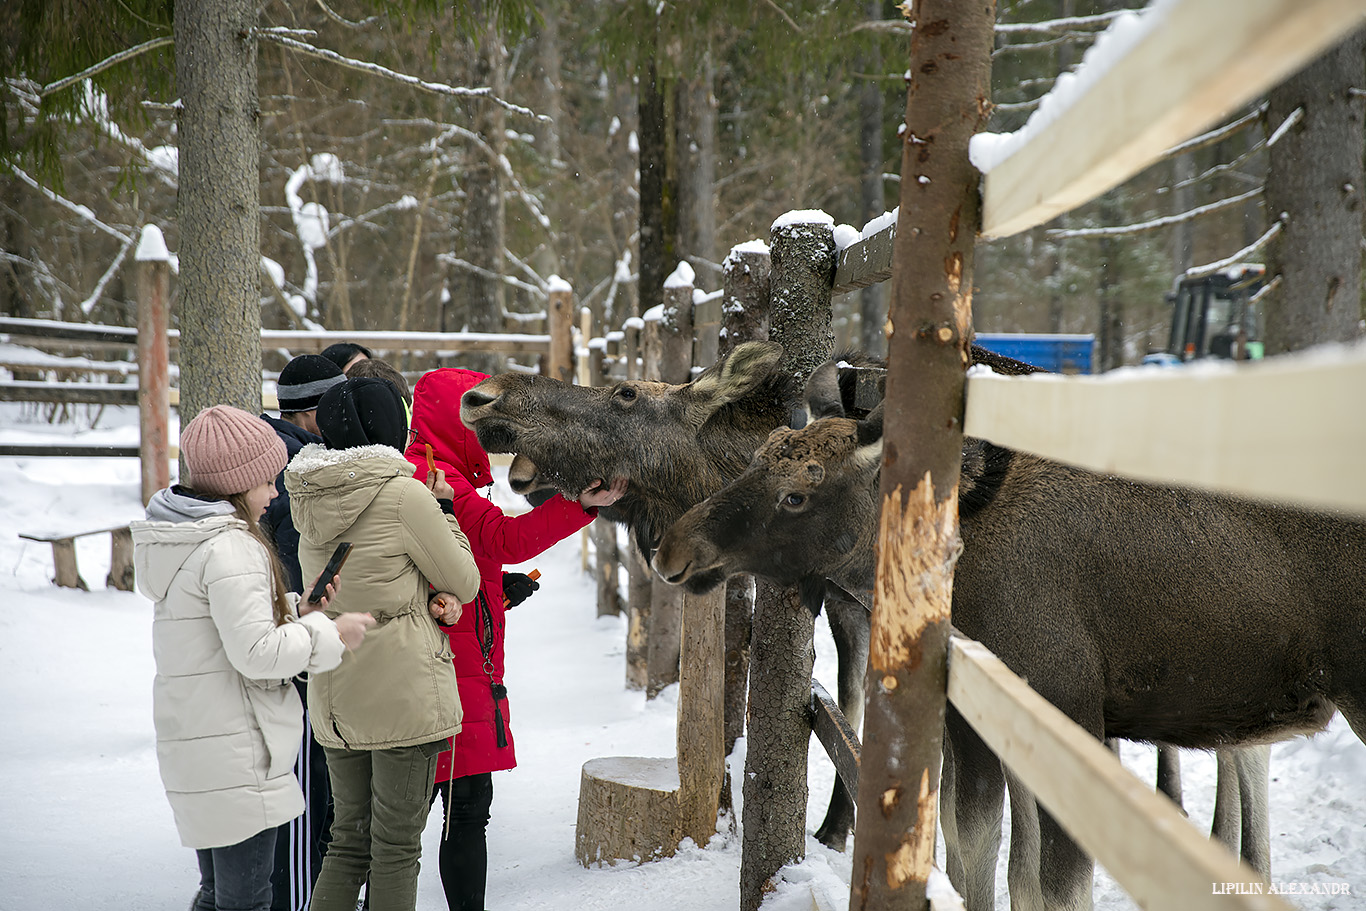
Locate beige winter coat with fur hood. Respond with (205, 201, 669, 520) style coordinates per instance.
(285, 443, 480, 750)
(132, 487, 347, 850)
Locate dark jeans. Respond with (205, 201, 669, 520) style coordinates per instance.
(192, 828, 278, 911)
(430, 773, 494, 911)
(308, 741, 445, 911)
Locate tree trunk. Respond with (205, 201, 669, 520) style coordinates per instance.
(638, 57, 673, 320)
(1264, 32, 1366, 354)
(460, 23, 509, 376)
(174, 0, 263, 429)
(675, 56, 717, 287)
(1097, 193, 1124, 371)
(850, 2, 994, 908)
(739, 218, 835, 911)
(858, 0, 888, 357)
(537, 1, 564, 168)
(610, 80, 640, 325)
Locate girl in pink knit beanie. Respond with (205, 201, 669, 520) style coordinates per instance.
(132, 404, 374, 911)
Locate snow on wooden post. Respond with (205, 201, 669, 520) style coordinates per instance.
(135, 225, 172, 506)
(546, 275, 574, 383)
(740, 213, 836, 911)
(660, 262, 695, 383)
(848, 2, 993, 908)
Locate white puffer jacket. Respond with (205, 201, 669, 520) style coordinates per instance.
(132, 488, 346, 850)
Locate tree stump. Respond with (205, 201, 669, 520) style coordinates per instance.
(575, 758, 682, 866)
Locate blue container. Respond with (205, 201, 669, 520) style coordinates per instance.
(973, 333, 1095, 375)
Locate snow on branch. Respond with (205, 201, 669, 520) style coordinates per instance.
(78, 234, 134, 315)
(994, 11, 1127, 33)
(1266, 106, 1303, 148)
(1185, 220, 1283, 281)
(40, 37, 175, 98)
(438, 255, 545, 297)
(9, 165, 133, 244)
(1158, 104, 1265, 161)
(1046, 188, 1262, 239)
(314, 0, 379, 29)
(257, 30, 547, 122)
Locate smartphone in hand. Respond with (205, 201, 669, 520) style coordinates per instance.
(307, 541, 354, 604)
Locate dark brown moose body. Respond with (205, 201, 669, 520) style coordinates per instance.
(651, 360, 1366, 910)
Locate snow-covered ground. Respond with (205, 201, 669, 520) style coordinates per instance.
(1, 401, 1363, 910)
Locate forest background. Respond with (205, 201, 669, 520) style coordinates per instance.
(1, 0, 1360, 381)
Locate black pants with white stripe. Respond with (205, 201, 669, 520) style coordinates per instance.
(270, 680, 333, 911)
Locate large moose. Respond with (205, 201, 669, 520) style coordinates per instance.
(651, 358, 1366, 910)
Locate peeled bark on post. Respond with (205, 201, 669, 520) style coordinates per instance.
(625, 541, 652, 691)
(740, 217, 836, 911)
(174, 0, 263, 430)
(136, 226, 172, 506)
(849, 3, 994, 909)
(1264, 31, 1366, 354)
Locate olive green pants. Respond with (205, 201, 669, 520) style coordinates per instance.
(308, 741, 444, 911)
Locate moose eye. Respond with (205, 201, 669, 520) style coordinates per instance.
(615, 386, 638, 403)
(783, 492, 806, 509)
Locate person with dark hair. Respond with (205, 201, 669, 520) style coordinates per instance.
(345, 357, 412, 412)
(319, 342, 372, 373)
(404, 368, 624, 911)
(285, 377, 480, 911)
(259, 354, 348, 911)
(131, 405, 373, 911)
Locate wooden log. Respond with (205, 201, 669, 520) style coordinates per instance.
(810, 679, 861, 798)
(646, 576, 683, 699)
(624, 540, 651, 691)
(720, 244, 771, 354)
(660, 278, 694, 384)
(740, 216, 835, 911)
(137, 226, 172, 506)
(546, 286, 575, 383)
(107, 527, 135, 592)
(849, 3, 994, 907)
(592, 517, 621, 618)
(574, 757, 682, 866)
(676, 588, 726, 847)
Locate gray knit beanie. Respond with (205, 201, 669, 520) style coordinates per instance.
(181, 405, 288, 496)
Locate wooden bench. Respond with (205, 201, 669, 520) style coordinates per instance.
(19, 525, 134, 592)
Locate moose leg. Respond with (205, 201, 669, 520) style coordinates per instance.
(946, 707, 1005, 911)
(1037, 805, 1094, 911)
(1235, 746, 1270, 877)
(1156, 744, 1183, 808)
(1004, 769, 1043, 911)
(1211, 748, 1241, 856)
(813, 596, 869, 849)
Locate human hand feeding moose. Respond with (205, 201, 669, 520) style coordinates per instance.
(459, 340, 1363, 910)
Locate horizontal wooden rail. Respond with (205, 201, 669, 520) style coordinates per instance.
(832, 222, 896, 295)
(809, 679, 861, 797)
(0, 380, 139, 406)
(2, 318, 551, 357)
(979, 0, 1366, 238)
(963, 347, 1366, 516)
(947, 635, 1291, 911)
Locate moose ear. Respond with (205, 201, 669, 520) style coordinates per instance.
(686, 341, 783, 424)
(803, 360, 845, 425)
(852, 401, 885, 467)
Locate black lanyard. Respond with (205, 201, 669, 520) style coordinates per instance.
(475, 592, 509, 748)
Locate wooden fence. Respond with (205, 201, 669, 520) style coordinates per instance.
(851, 0, 1366, 909)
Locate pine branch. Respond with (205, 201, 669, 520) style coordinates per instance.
(1046, 188, 1263, 239)
(313, 0, 379, 29)
(40, 37, 175, 98)
(256, 30, 547, 122)
(8, 165, 133, 244)
(439, 254, 544, 297)
(1158, 104, 1266, 161)
(79, 233, 134, 316)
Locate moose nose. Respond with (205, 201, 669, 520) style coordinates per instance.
(461, 388, 497, 412)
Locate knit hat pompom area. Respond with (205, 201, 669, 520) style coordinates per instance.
(181, 405, 289, 496)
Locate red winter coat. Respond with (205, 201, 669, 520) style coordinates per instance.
(405, 367, 596, 783)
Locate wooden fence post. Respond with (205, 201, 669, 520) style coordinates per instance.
(135, 225, 172, 505)
(547, 277, 574, 382)
(740, 216, 836, 911)
(717, 242, 771, 818)
(849, 3, 994, 908)
(622, 314, 649, 687)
